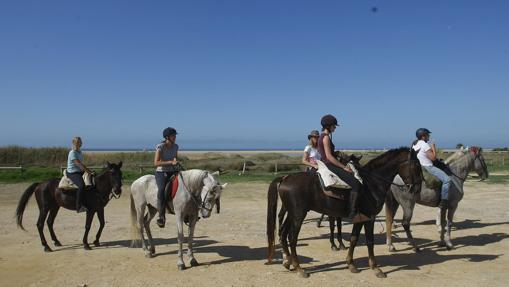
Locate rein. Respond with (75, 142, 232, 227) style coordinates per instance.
(358, 159, 420, 192)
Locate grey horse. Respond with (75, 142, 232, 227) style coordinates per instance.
(385, 146, 488, 252)
(130, 170, 227, 270)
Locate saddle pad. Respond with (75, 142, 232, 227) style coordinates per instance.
(166, 175, 179, 200)
(58, 170, 93, 190)
(422, 168, 442, 190)
(316, 160, 351, 189)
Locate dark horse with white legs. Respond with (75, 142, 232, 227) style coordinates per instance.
(267, 147, 422, 278)
(15, 162, 123, 252)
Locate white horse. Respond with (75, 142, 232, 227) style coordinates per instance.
(385, 146, 488, 251)
(130, 170, 227, 270)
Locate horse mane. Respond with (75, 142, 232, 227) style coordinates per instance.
(364, 147, 409, 170)
(181, 169, 209, 191)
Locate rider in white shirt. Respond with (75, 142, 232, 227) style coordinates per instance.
(302, 130, 321, 171)
(412, 128, 451, 208)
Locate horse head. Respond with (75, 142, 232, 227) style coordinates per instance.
(199, 171, 227, 218)
(470, 147, 489, 180)
(104, 161, 123, 198)
(397, 148, 423, 189)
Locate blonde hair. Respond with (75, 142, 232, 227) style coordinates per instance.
(308, 137, 318, 148)
(72, 137, 82, 149)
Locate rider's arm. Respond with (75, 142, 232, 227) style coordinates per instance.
(426, 142, 437, 161)
(301, 151, 317, 169)
(154, 149, 176, 166)
(323, 135, 350, 172)
(73, 159, 93, 174)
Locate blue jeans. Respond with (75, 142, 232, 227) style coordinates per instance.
(67, 171, 85, 209)
(424, 165, 451, 200)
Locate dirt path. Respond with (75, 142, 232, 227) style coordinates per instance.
(0, 180, 508, 287)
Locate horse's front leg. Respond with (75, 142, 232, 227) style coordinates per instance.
(93, 209, 105, 247)
(329, 216, 339, 250)
(346, 222, 363, 274)
(187, 215, 199, 267)
(444, 207, 456, 250)
(176, 214, 186, 270)
(365, 220, 386, 278)
(83, 211, 95, 250)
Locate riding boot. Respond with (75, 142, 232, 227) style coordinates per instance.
(156, 198, 166, 228)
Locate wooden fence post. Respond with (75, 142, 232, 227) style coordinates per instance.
(274, 162, 278, 175)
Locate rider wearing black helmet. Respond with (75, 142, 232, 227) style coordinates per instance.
(154, 127, 179, 228)
(412, 128, 451, 208)
(317, 114, 368, 222)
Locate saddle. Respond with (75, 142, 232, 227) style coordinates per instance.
(316, 160, 362, 201)
(58, 170, 94, 191)
(422, 159, 453, 190)
(163, 173, 180, 214)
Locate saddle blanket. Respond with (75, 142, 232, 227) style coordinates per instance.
(58, 170, 94, 190)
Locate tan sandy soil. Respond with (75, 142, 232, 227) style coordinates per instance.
(0, 180, 508, 287)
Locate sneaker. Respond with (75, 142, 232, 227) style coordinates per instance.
(156, 218, 165, 228)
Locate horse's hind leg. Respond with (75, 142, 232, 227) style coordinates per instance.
(401, 203, 419, 252)
(317, 214, 325, 227)
(93, 209, 105, 247)
(144, 207, 157, 256)
(46, 206, 61, 247)
(277, 204, 287, 237)
(280, 216, 292, 270)
(136, 205, 151, 257)
(385, 194, 400, 252)
(82, 211, 95, 250)
(36, 205, 52, 252)
(346, 222, 363, 274)
(329, 216, 339, 251)
(289, 215, 308, 278)
(336, 217, 347, 250)
(365, 220, 386, 278)
(438, 208, 447, 248)
(444, 207, 456, 250)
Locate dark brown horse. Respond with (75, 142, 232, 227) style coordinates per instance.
(267, 147, 422, 278)
(16, 162, 123, 252)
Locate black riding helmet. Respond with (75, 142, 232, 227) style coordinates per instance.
(163, 127, 178, 139)
(415, 128, 431, 139)
(321, 114, 339, 128)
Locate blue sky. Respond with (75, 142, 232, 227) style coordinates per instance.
(0, 0, 507, 150)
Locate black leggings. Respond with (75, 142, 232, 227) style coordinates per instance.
(155, 171, 176, 202)
(325, 163, 361, 194)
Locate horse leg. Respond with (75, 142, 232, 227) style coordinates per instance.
(317, 214, 325, 228)
(82, 211, 95, 250)
(346, 222, 363, 274)
(385, 195, 399, 252)
(401, 203, 419, 252)
(277, 205, 286, 237)
(144, 207, 157, 256)
(46, 206, 61, 247)
(337, 217, 347, 250)
(438, 208, 447, 248)
(329, 216, 339, 251)
(36, 204, 52, 252)
(176, 215, 186, 270)
(365, 220, 386, 278)
(444, 207, 456, 250)
(280, 216, 292, 270)
(187, 216, 199, 267)
(435, 207, 442, 233)
(289, 215, 308, 278)
(93, 209, 105, 247)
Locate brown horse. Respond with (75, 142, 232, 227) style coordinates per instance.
(267, 147, 422, 278)
(16, 162, 123, 252)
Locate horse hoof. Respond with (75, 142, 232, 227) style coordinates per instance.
(178, 264, 186, 271)
(190, 258, 199, 267)
(145, 253, 154, 258)
(348, 264, 360, 273)
(54, 241, 62, 247)
(93, 241, 100, 247)
(150, 249, 156, 255)
(375, 269, 387, 278)
(388, 245, 396, 252)
(44, 246, 53, 252)
(413, 247, 421, 253)
(298, 270, 309, 278)
(339, 245, 348, 251)
(438, 241, 446, 248)
(84, 245, 92, 251)
(331, 245, 339, 251)
(446, 245, 454, 251)
(283, 261, 291, 270)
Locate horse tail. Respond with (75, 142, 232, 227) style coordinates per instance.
(267, 176, 284, 264)
(129, 193, 140, 248)
(15, 182, 39, 231)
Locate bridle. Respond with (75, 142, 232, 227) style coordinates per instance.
(449, 149, 485, 182)
(179, 171, 217, 213)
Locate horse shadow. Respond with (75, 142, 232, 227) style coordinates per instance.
(414, 218, 509, 231)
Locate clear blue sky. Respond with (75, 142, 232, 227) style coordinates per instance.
(0, 1, 507, 150)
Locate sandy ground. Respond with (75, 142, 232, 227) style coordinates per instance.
(0, 180, 508, 287)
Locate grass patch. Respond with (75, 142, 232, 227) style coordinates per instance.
(484, 175, 509, 185)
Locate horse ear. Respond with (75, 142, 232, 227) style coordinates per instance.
(106, 161, 111, 167)
(211, 171, 220, 176)
(118, 161, 123, 168)
(221, 183, 228, 189)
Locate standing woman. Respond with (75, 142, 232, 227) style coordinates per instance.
(154, 127, 179, 228)
(317, 114, 368, 222)
(302, 130, 321, 171)
(66, 137, 94, 213)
